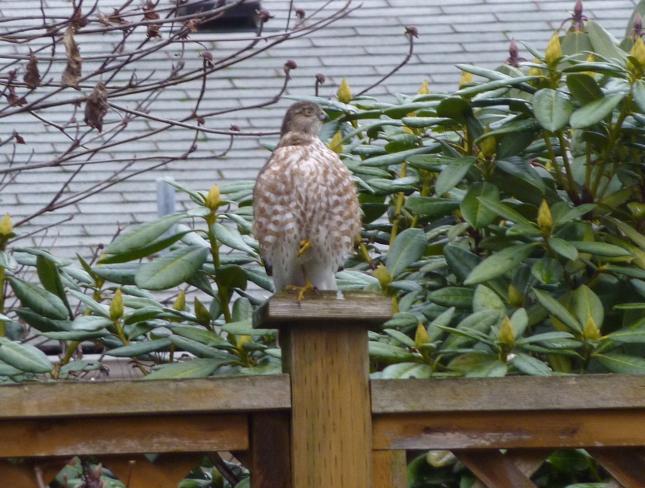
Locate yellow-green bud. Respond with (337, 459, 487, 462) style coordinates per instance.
(418, 80, 430, 95)
(328, 131, 344, 154)
(194, 297, 211, 326)
(236, 334, 252, 349)
(627, 202, 645, 219)
(414, 323, 430, 348)
(537, 199, 553, 235)
(373, 264, 392, 290)
(498, 315, 515, 346)
(478, 134, 497, 158)
(583, 314, 601, 340)
(337, 78, 352, 104)
(205, 184, 221, 210)
(0, 213, 13, 236)
(173, 289, 186, 311)
(508, 283, 524, 308)
(110, 289, 124, 321)
(528, 59, 544, 78)
(544, 33, 562, 65)
(458, 71, 473, 88)
(631, 37, 645, 67)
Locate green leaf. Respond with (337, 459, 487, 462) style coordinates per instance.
(443, 310, 501, 349)
(427, 307, 455, 341)
(428, 287, 474, 308)
(404, 197, 459, 218)
(71, 315, 112, 331)
(533, 88, 574, 132)
(510, 353, 552, 376)
(606, 324, 645, 344)
(606, 217, 645, 251)
(386, 228, 427, 277)
(634, 80, 645, 113)
(169, 335, 233, 360)
(570, 241, 631, 257)
(570, 93, 625, 129)
(586, 20, 628, 62)
(477, 197, 535, 227)
(473, 285, 505, 314)
(0, 338, 52, 373)
(548, 238, 579, 261)
(42, 330, 108, 341)
(93, 263, 138, 285)
(100, 231, 190, 264)
(572, 285, 604, 329)
(67, 290, 109, 317)
(135, 246, 209, 290)
(104, 213, 185, 256)
(108, 338, 172, 357)
(460, 182, 500, 228)
(361, 146, 438, 167)
(449, 353, 507, 377)
(368, 341, 415, 362)
(533, 289, 582, 332)
(444, 245, 480, 282)
(465, 243, 538, 285)
(36, 255, 70, 315)
(172, 326, 229, 346)
(434, 157, 476, 195)
(212, 223, 258, 256)
(595, 353, 645, 374)
(217, 265, 248, 290)
(8, 277, 68, 320)
(381, 362, 433, 379)
(566, 74, 603, 104)
(145, 358, 223, 380)
(456, 75, 538, 96)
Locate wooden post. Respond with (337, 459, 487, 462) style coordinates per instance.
(255, 292, 391, 488)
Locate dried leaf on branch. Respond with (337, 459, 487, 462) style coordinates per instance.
(62, 27, 82, 88)
(84, 82, 108, 132)
(23, 53, 40, 89)
(143, 1, 161, 38)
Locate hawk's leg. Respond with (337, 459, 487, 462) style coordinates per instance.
(286, 279, 316, 302)
(297, 239, 312, 257)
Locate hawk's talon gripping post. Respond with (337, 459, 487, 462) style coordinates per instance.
(297, 239, 312, 257)
(286, 280, 316, 302)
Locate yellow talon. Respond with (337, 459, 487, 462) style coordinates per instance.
(298, 239, 312, 257)
(286, 280, 315, 302)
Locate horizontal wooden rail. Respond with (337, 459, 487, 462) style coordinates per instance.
(0, 374, 290, 419)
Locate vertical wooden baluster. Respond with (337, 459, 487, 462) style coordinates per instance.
(255, 292, 391, 488)
(250, 412, 291, 488)
(373, 450, 408, 488)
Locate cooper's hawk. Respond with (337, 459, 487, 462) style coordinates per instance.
(253, 101, 361, 293)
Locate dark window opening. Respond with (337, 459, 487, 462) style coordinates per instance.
(176, 0, 262, 32)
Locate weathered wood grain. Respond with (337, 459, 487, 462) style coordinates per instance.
(456, 450, 538, 488)
(282, 324, 374, 488)
(373, 410, 645, 450)
(105, 454, 203, 488)
(250, 412, 291, 488)
(371, 375, 645, 413)
(589, 448, 645, 488)
(372, 450, 407, 488)
(254, 291, 392, 328)
(0, 375, 290, 419)
(0, 414, 248, 457)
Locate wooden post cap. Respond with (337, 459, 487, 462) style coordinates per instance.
(253, 291, 392, 329)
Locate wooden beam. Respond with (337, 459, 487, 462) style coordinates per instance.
(372, 450, 407, 488)
(0, 414, 248, 457)
(0, 375, 290, 419)
(455, 450, 538, 488)
(371, 376, 645, 413)
(589, 448, 645, 488)
(257, 293, 391, 488)
(250, 412, 291, 488)
(373, 410, 645, 450)
(254, 291, 392, 328)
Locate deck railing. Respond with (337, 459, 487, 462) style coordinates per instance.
(1, 293, 643, 487)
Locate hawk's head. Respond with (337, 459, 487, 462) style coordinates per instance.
(280, 101, 327, 136)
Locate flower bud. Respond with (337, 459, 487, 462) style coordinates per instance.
(205, 184, 221, 211)
(373, 264, 392, 290)
(627, 202, 645, 219)
(498, 315, 515, 346)
(508, 283, 524, 307)
(414, 323, 430, 348)
(417, 80, 430, 95)
(458, 71, 473, 88)
(583, 314, 601, 340)
(537, 199, 553, 235)
(630, 37, 645, 67)
(328, 131, 344, 154)
(173, 289, 186, 311)
(110, 289, 124, 321)
(0, 213, 13, 236)
(194, 297, 211, 326)
(544, 33, 562, 65)
(337, 78, 352, 103)
(478, 134, 497, 158)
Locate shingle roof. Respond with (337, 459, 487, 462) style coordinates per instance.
(0, 0, 637, 257)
